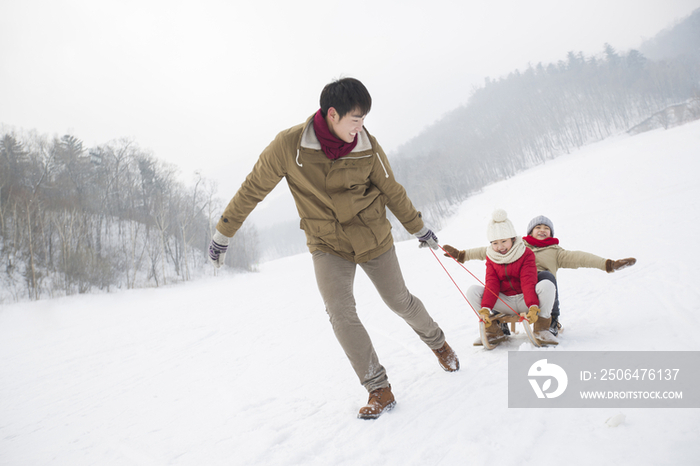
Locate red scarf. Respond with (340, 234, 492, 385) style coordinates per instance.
(313, 109, 358, 160)
(524, 235, 560, 247)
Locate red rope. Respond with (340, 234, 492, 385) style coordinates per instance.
(429, 247, 480, 319)
(430, 245, 523, 322)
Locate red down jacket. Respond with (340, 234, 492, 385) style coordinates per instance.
(482, 247, 539, 310)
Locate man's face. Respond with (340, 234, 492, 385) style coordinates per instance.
(327, 107, 365, 143)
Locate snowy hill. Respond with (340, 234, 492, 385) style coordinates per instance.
(1, 121, 699, 465)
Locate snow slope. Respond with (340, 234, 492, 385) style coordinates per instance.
(2, 121, 700, 465)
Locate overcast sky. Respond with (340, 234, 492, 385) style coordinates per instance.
(2, 0, 699, 213)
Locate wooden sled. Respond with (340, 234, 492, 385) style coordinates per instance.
(479, 312, 540, 350)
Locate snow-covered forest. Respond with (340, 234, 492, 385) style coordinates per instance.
(392, 9, 700, 229)
(0, 135, 260, 302)
(1, 9, 699, 303)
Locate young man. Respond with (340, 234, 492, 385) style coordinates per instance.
(208, 78, 459, 420)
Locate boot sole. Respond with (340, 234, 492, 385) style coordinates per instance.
(358, 401, 396, 420)
(433, 347, 460, 371)
(438, 360, 460, 371)
(535, 333, 560, 346)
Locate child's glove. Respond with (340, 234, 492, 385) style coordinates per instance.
(208, 230, 230, 268)
(443, 245, 466, 263)
(606, 257, 637, 273)
(415, 226, 439, 250)
(525, 305, 540, 323)
(478, 308, 493, 327)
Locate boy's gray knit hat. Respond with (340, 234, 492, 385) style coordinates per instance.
(527, 215, 554, 237)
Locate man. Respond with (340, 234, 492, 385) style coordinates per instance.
(208, 77, 459, 420)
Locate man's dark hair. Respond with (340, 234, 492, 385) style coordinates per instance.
(319, 77, 372, 118)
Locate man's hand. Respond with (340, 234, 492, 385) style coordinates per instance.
(208, 230, 230, 268)
(415, 226, 439, 250)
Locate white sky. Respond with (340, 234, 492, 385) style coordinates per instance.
(2, 0, 699, 202)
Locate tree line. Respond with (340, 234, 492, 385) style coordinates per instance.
(3, 9, 697, 301)
(0, 133, 259, 302)
(391, 12, 700, 232)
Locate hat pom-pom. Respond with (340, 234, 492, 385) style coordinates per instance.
(492, 209, 508, 223)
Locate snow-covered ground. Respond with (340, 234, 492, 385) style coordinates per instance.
(2, 121, 699, 465)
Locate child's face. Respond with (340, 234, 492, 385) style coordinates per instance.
(491, 238, 514, 255)
(531, 225, 552, 239)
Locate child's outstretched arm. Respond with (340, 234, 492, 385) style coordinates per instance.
(557, 249, 636, 273)
(557, 249, 607, 271)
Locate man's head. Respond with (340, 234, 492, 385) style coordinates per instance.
(319, 77, 372, 119)
(320, 78, 372, 143)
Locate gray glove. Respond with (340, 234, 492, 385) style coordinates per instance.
(415, 226, 439, 250)
(208, 230, 230, 268)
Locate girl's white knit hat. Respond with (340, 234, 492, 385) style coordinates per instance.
(487, 208, 517, 242)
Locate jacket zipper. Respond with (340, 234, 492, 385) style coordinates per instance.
(504, 264, 517, 292)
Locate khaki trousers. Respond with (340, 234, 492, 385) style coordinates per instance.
(466, 280, 556, 318)
(312, 246, 445, 392)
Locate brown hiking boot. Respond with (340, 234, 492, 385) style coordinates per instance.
(358, 385, 396, 420)
(534, 317, 559, 346)
(483, 320, 507, 346)
(432, 342, 460, 371)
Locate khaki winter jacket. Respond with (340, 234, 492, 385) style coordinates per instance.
(216, 115, 424, 263)
(460, 243, 607, 277)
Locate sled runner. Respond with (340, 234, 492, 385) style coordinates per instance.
(507, 318, 564, 335)
(479, 312, 540, 349)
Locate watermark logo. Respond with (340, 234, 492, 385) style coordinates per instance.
(509, 352, 698, 408)
(528, 359, 568, 399)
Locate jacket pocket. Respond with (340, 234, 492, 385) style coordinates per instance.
(357, 195, 391, 245)
(329, 156, 373, 191)
(299, 218, 337, 248)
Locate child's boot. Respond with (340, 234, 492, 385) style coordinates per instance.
(534, 317, 559, 346)
(549, 316, 563, 336)
(474, 320, 509, 346)
(484, 319, 507, 347)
